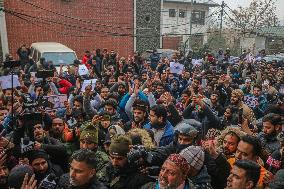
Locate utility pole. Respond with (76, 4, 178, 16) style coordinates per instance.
(220, 1, 225, 37)
(189, 0, 193, 35)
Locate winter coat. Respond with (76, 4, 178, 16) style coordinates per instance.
(144, 121, 174, 147)
(101, 162, 155, 189)
(58, 79, 73, 94)
(258, 132, 280, 154)
(182, 104, 221, 138)
(190, 166, 213, 189)
(57, 174, 107, 189)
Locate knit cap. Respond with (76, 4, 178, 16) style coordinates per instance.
(166, 153, 190, 175)
(109, 135, 132, 157)
(179, 146, 205, 171)
(80, 122, 99, 144)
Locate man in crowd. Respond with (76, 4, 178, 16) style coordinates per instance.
(258, 113, 281, 155)
(104, 135, 154, 188)
(227, 135, 268, 188)
(226, 160, 261, 189)
(144, 104, 174, 147)
(57, 149, 107, 189)
(27, 150, 63, 184)
(141, 153, 194, 189)
(79, 122, 109, 181)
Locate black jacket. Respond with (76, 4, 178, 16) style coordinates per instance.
(40, 136, 69, 171)
(57, 173, 107, 189)
(182, 104, 221, 138)
(103, 162, 155, 189)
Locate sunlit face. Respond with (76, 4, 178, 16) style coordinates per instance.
(235, 141, 255, 161)
(230, 94, 239, 105)
(226, 165, 254, 189)
(159, 160, 186, 189)
(223, 134, 239, 155)
(133, 109, 146, 123)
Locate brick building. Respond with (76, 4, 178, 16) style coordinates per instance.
(2, 0, 134, 58)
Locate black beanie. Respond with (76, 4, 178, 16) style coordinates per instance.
(27, 150, 49, 164)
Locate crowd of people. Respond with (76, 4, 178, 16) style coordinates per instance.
(0, 45, 283, 189)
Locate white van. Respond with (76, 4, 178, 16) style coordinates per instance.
(30, 42, 77, 68)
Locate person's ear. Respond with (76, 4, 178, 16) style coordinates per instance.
(275, 124, 281, 132)
(158, 116, 164, 123)
(245, 180, 254, 189)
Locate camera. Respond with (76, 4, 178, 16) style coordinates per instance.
(19, 94, 42, 130)
(127, 145, 153, 168)
(39, 173, 57, 189)
(66, 117, 77, 129)
(36, 70, 54, 79)
(20, 137, 35, 154)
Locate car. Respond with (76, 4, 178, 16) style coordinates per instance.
(30, 42, 78, 72)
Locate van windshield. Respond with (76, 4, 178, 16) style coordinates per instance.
(42, 52, 76, 66)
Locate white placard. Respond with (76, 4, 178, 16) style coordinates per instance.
(81, 79, 97, 92)
(170, 62, 184, 75)
(0, 75, 21, 89)
(43, 94, 67, 109)
(78, 64, 89, 76)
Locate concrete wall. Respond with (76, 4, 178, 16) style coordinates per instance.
(136, 0, 161, 53)
(162, 2, 210, 35)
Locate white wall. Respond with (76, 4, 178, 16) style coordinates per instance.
(0, 1, 9, 58)
(161, 2, 210, 35)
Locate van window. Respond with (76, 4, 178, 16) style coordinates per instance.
(32, 49, 38, 62)
(42, 52, 76, 66)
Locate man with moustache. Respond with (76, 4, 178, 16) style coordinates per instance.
(124, 99, 150, 130)
(216, 127, 245, 159)
(28, 150, 63, 184)
(49, 117, 79, 157)
(258, 113, 281, 154)
(32, 123, 68, 171)
(141, 153, 195, 189)
(226, 160, 260, 189)
(144, 105, 174, 147)
(229, 89, 256, 125)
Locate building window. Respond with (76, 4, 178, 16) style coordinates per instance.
(169, 9, 176, 17)
(179, 9, 187, 18)
(191, 10, 205, 25)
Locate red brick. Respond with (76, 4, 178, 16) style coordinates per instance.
(4, 0, 134, 59)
